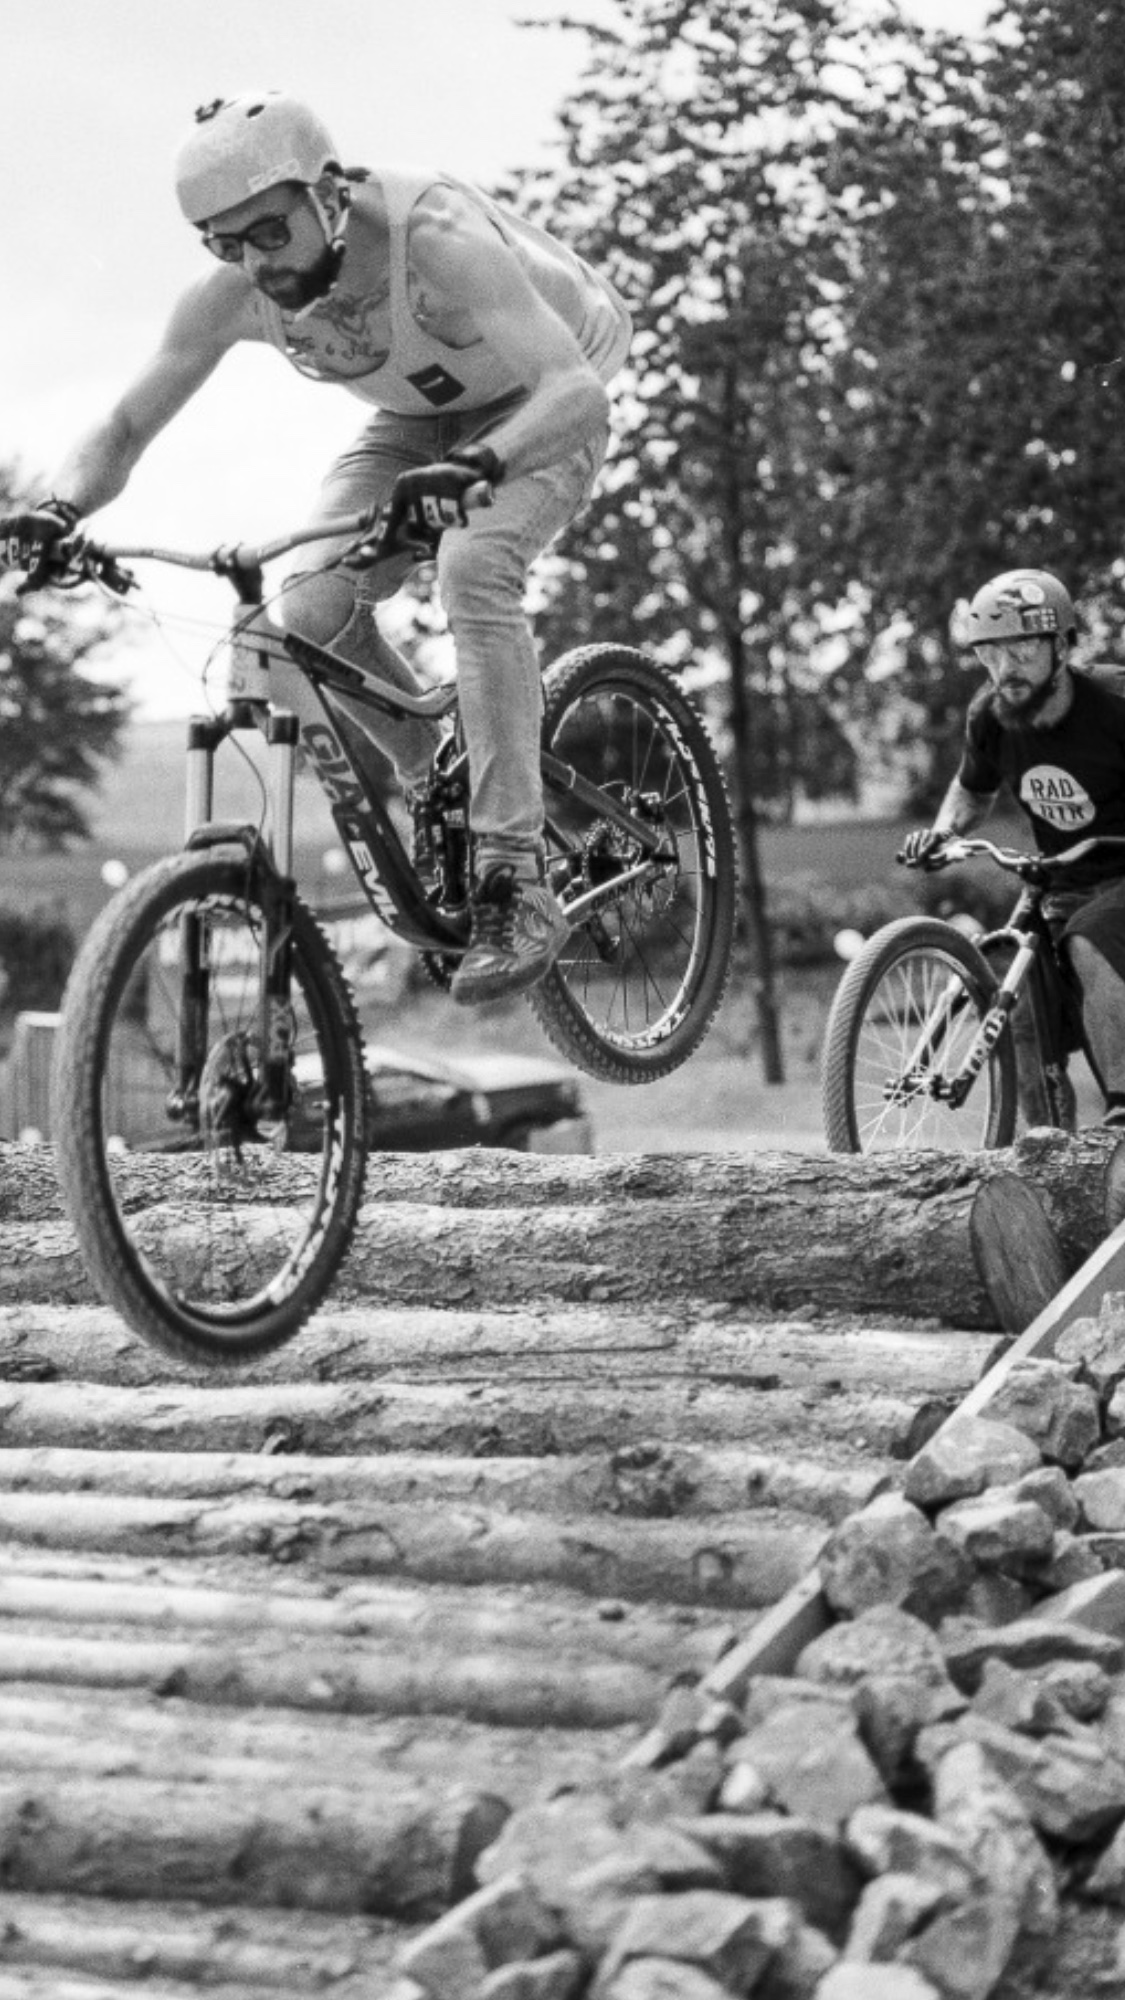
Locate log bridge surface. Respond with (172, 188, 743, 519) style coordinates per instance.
(0, 1130, 1119, 1995)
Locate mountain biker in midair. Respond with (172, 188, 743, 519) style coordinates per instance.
(903, 567, 1125, 1129)
(0, 90, 633, 1005)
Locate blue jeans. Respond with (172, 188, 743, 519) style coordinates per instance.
(275, 396, 606, 870)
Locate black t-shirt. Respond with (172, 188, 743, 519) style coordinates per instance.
(957, 671, 1125, 889)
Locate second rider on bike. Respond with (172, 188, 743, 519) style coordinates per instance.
(903, 567, 1125, 1129)
(0, 89, 633, 1007)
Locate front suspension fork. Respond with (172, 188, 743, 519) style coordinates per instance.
(172, 707, 300, 1129)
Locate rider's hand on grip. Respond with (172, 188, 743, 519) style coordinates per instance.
(392, 461, 495, 541)
(0, 499, 82, 595)
(899, 827, 948, 869)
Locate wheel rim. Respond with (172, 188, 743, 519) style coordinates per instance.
(95, 891, 354, 1326)
(849, 945, 999, 1152)
(545, 681, 712, 1051)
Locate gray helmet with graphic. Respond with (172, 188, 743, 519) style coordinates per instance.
(174, 91, 340, 225)
(951, 569, 1078, 653)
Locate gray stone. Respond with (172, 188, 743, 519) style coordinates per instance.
(593, 1892, 796, 2000)
(720, 1698, 887, 1829)
(1076, 1469, 1125, 1532)
(845, 1805, 977, 1901)
(609, 1742, 724, 1822)
(476, 1794, 626, 1897)
(818, 1493, 972, 1621)
(1031, 1528, 1105, 1593)
(1055, 1295, 1125, 1393)
(815, 1966, 941, 2000)
(755, 1920, 838, 2000)
(1008, 1464, 1081, 1531)
(1085, 1437, 1125, 1473)
(601, 1960, 731, 2000)
(843, 1873, 946, 1961)
(675, 1812, 860, 1940)
(905, 1892, 1031, 2000)
(904, 1415, 1041, 1510)
(939, 1612, 1125, 1692)
(739, 1675, 852, 1729)
(797, 1604, 965, 1781)
(960, 1570, 1038, 1626)
(648, 1682, 744, 1761)
(918, 1712, 1125, 1843)
(936, 1492, 1055, 1572)
(798, 1604, 955, 1693)
(983, 1357, 1101, 1467)
(929, 1737, 1058, 1937)
(399, 1872, 562, 1998)
(480, 1953, 585, 2000)
(1034, 1569, 1125, 1636)
(1085, 1819, 1125, 1907)
(715, 1759, 769, 1813)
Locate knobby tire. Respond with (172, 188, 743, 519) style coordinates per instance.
(529, 645, 737, 1082)
(51, 849, 368, 1365)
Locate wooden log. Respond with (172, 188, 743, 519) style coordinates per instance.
(0, 1771, 509, 1916)
(0, 1890, 397, 1996)
(0, 1438, 889, 1525)
(969, 1172, 1068, 1333)
(0, 1563, 734, 1678)
(0, 1375, 932, 1461)
(0, 1688, 633, 1808)
(0, 1488, 825, 1609)
(0, 1140, 1117, 1323)
(2, 1135, 1118, 1227)
(0, 1626, 662, 1731)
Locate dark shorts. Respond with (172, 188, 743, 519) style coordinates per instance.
(1048, 878, 1125, 988)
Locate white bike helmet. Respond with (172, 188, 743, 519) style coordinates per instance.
(175, 91, 341, 224)
(951, 568, 1078, 652)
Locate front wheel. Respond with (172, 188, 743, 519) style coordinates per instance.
(530, 645, 737, 1082)
(821, 916, 1019, 1153)
(51, 849, 369, 1365)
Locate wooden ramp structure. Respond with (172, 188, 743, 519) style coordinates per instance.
(0, 1129, 1120, 1991)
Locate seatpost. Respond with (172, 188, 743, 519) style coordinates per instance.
(267, 711, 299, 877)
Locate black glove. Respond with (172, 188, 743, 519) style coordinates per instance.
(900, 828, 948, 868)
(391, 446, 504, 540)
(0, 498, 82, 594)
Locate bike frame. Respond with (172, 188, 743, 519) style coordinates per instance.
(70, 514, 685, 1058)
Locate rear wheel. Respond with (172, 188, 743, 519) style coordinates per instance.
(51, 849, 368, 1364)
(530, 645, 737, 1082)
(822, 916, 1018, 1153)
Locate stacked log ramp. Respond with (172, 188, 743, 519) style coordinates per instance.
(0, 1131, 1120, 1996)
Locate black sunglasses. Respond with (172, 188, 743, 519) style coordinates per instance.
(203, 193, 307, 264)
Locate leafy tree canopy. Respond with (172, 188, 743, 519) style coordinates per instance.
(0, 468, 132, 848)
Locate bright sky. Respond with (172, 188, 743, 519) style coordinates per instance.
(1, 0, 991, 715)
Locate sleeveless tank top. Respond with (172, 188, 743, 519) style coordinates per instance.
(252, 167, 633, 416)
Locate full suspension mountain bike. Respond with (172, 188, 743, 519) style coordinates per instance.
(12, 488, 736, 1363)
(821, 833, 1125, 1154)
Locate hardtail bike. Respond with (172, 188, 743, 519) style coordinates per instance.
(15, 488, 736, 1363)
(821, 833, 1125, 1154)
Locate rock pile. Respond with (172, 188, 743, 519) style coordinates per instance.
(386, 1294, 1125, 1999)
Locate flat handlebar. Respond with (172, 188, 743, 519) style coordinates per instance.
(900, 832, 1125, 879)
(8, 478, 495, 597)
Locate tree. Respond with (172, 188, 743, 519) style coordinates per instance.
(506, 0, 939, 1078)
(0, 469, 132, 848)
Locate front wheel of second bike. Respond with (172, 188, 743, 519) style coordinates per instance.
(51, 848, 369, 1366)
(530, 644, 737, 1082)
(821, 915, 1018, 1154)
